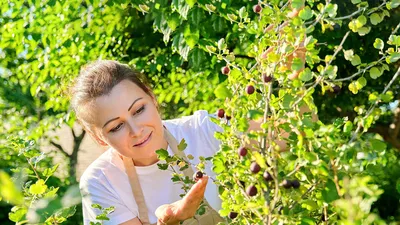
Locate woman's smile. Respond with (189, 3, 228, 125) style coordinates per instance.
(133, 131, 153, 147)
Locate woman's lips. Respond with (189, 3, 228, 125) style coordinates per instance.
(133, 132, 152, 147)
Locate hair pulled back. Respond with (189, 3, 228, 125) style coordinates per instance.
(70, 60, 154, 129)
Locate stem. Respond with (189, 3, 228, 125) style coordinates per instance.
(332, 7, 365, 21)
(330, 159, 342, 196)
(349, 65, 400, 143)
(307, 0, 332, 30)
(293, 31, 350, 107)
(333, 56, 386, 82)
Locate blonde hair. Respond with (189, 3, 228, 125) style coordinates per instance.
(70, 60, 155, 129)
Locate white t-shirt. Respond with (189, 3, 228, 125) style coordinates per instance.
(80, 110, 223, 225)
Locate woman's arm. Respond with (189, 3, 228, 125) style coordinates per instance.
(248, 104, 318, 152)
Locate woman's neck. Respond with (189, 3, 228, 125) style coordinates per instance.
(132, 139, 168, 167)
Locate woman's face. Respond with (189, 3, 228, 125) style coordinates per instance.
(90, 79, 166, 166)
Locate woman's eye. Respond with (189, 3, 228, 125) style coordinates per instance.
(134, 105, 145, 115)
(110, 123, 123, 133)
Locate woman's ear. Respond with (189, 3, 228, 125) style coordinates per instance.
(86, 127, 108, 146)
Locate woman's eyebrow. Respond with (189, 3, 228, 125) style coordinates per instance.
(102, 97, 144, 128)
(128, 97, 143, 111)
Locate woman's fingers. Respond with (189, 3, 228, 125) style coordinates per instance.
(155, 176, 209, 224)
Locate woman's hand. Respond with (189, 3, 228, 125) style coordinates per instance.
(155, 175, 209, 225)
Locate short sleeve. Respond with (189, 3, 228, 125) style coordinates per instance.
(195, 110, 223, 148)
(80, 176, 137, 225)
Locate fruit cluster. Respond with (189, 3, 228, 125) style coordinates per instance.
(227, 147, 301, 220)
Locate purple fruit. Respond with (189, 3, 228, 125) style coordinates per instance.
(229, 211, 238, 219)
(263, 171, 273, 182)
(250, 162, 261, 174)
(332, 85, 341, 94)
(246, 85, 255, 95)
(262, 74, 273, 83)
(217, 109, 225, 118)
(291, 179, 300, 189)
(246, 185, 257, 196)
(238, 147, 247, 157)
(221, 66, 230, 75)
(253, 4, 262, 13)
(195, 171, 203, 179)
(281, 179, 292, 189)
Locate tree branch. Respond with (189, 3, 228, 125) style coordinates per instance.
(50, 140, 70, 158)
(350, 65, 400, 143)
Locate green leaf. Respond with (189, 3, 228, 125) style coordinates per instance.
(325, 3, 338, 18)
(156, 149, 169, 160)
(212, 158, 225, 174)
(291, 57, 304, 71)
(322, 179, 339, 203)
(299, 68, 312, 81)
(369, 67, 382, 79)
(167, 13, 180, 31)
(370, 13, 383, 25)
(373, 38, 384, 50)
(343, 121, 353, 133)
(29, 179, 48, 195)
(185, 0, 197, 7)
(292, 0, 304, 10)
(350, 54, 361, 66)
(157, 163, 169, 170)
(177, 139, 187, 151)
(356, 77, 367, 88)
(351, 0, 361, 4)
(190, 7, 204, 26)
(9, 206, 27, 222)
(189, 48, 206, 69)
(348, 82, 358, 94)
(91, 204, 103, 210)
(301, 200, 318, 211)
(368, 92, 379, 102)
(184, 25, 199, 48)
(96, 213, 110, 221)
(388, 35, 400, 46)
(217, 38, 226, 50)
(299, 6, 313, 20)
(357, 26, 371, 36)
(344, 49, 354, 61)
(370, 139, 386, 151)
(356, 15, 367, 26)
(214, 83, 232, 99)
(238, 7, 247, 19)
(388, 52, 400, 63)
(43, 164, 59, 178)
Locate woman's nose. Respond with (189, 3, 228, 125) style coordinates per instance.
(127, 119, 143, 137)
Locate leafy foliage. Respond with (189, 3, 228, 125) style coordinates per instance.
(1, 0, 400, 224)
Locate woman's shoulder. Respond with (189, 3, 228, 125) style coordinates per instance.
(79, 148, 124, 188)
(163, 110, 220, 131)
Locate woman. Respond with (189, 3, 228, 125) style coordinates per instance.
(71, 60, 226, 225)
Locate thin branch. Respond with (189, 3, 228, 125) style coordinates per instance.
(350, 65, 400, 143)
(50, 140, 70, 158)
(307, 0, 332, 30)
(333, 56, 386, 82)
(366, 1, 387, 16)
(293, 31, 351, 106)
(332, 7, 366, 21)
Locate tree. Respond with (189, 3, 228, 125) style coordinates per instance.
(1, 0, 400, 224)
